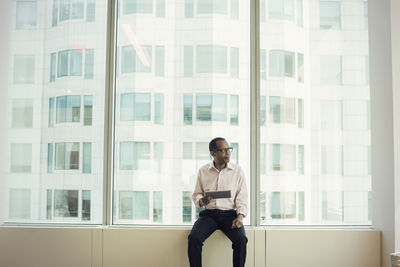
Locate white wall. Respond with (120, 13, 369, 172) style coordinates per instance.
(0, 227, 380, 267)
(369, 0, 398, 266)
(0, 0, 12, 224)
(390, 0, 400, 253)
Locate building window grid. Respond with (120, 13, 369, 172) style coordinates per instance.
(5, 1, 372, 227)
(48, 95, 93, 127)
(53, 49, 95, 80)
(52, 0, 96, 26)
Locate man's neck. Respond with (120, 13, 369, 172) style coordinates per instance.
(213, 161, 227, 171)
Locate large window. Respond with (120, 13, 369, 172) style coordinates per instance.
(3, 0, 105, 225)
(260, 0, 370, 226)
(2, 0, 371, 226)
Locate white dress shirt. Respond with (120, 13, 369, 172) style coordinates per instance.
(192, 162, 248, 217)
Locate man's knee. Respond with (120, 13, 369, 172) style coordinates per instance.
(232, 234, 248, 246)
(188, 232, 204, 245)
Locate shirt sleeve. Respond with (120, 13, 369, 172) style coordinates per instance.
(234, 168, 248, 217)
(192, 170, 204, 208)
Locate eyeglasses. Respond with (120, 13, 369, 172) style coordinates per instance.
(214, 147, 233, 153)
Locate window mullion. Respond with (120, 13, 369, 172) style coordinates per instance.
(250, 0, 260, 226)
(103, 0, 118, 226)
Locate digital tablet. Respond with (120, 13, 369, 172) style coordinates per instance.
(204, 190, 231, 199)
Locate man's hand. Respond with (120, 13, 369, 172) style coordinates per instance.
(232, 214, 244, 228)
(199, 196, 212, 207)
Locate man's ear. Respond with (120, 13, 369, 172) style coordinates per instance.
(210, 151, 215, 158)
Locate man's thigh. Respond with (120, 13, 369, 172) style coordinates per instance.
(218, 214, 247, 243)
(189, 215, 218, 242)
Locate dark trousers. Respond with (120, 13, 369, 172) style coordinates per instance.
(188, 209, 247, 267)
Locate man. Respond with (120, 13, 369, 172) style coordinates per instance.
(188, 137, 248, 267)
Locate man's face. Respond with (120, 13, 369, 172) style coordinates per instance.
(211, 140, 231, 165)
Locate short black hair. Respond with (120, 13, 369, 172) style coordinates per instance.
(209, 137, 226, 152)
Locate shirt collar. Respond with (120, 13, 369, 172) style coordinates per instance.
(208, 162, 235, 171)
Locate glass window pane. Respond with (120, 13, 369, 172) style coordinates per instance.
(212, 94, 227, 121)
(114, 0, 250, 226)
(183, 142, 193, 159)
(153, 191, 163, 222)
(84, 49, 94, 79)
(197, 0, 227, 14)
(83, 143, 92, 173)
(185, 0, 194, 18)
(230, 95, 239, 125)
(66, 95, 81, 123)
(196, 94, 212, 121)
(134, 93, 151, 121)
(57, 50, 69, 77)
(66, 142, 80, 170)
(52, 0, 59, 26)
(48, 143, 54, 173)
(119, 191, 133, 219)
(71, 0, 84, 19)
(154, 94, 164, 124)
(231, 0, 239, 19)
(260, 49, 266, 80)
(10, 143, 32, 173)
(182, 191, 192, 222)
(70, 50, 83, 76)
(260, 96, 266, 125)
(297, 98, 304, 128)
(46, 190, 52, 219)
(50, 53, 57, 82)
(320, 55, 342, 85)
(197, 45, 227, 73)
(297, 0, 303, 26)
(60, 0, 71, 21)
(184, 46, 193, 76)
(120, 93, 135, 121)
(156, 0, 165, 17)
(82, 190, 91, 221)
(12, 99, 33, 128)
(260, 0, 370, 226)
(269, 0, 284, 19)
(123, 0, 153, 14)
(155, 46, 165, 76)
(320, 1, 341, 30)
(56, 96, 66, 123)
(183, 94, 193, 125)
(269, 96, 281, 123)
(9, 189, 31, 219)
(269, 51, 284, 77)
(297, 53, 304, 82)
(4, 0, 106, 225)
(86, 0, 96, 21)
(84, 96, 93, 126)
(54, 190, 79, 217)
(132, 191, 149, 220)
(16, 1, 37, 29)
(260, 0, 266, 22)
(230, 47, 239, 77)
(13, 55, 35, 84)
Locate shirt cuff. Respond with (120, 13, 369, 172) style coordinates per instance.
(236, 209, 247, 218)
(194, 195, 203, 208)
